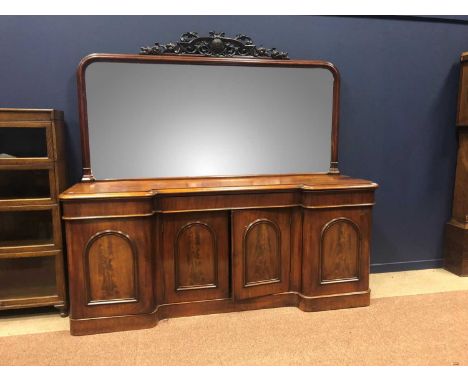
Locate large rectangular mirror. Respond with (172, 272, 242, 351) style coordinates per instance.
(79, 54, 340, 181)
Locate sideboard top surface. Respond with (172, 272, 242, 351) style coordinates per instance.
(60, 174, 378, 200)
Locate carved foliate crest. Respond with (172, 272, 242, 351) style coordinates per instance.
(140, 31, 289, 59)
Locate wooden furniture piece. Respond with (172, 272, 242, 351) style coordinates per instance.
(445, 52, 468, 276)
(60, 32, 378, 335)
(0, 108, 68, 315)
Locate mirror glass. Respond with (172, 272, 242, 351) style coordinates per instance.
(85, 62, 334, 179)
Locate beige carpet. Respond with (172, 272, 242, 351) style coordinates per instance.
(0, 290, 467, 366)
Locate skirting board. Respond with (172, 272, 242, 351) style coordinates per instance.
(370, 259, 444, 273)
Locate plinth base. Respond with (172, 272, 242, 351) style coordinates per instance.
(444, 221, 468, 276)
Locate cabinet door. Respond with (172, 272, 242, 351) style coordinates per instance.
(232, 209, 291, 300)
(302, 208, 371, 296)
(161, 212, 229, 303)
(65, 218, 153, 319)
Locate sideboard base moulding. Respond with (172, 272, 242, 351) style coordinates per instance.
(69, 290, 371, 336)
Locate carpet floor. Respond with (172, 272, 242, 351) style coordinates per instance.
(1, 290, 467, 366)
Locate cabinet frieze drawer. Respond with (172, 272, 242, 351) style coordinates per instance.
(155, 191, 300, 213)
(301, 190, 375, 208)
(62, 198, 154, 219)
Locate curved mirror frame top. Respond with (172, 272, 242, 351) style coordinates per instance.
(77, 54, 340, 182)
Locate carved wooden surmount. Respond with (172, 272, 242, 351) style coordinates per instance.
(61, 45, 377, 335)
(140, 31, 289, 59)
(445, 52, 468, 276)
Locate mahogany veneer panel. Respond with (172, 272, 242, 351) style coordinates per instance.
(65, 218, 153, 319)
(86, 232, 138, 303)
(161, 212, 229, 303)
(302, 207, 371, 296)
(232, 209, 291, 300)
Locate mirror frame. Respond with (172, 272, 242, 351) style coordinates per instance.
(77, 53, 341, 182)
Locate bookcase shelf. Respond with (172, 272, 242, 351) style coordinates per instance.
(0, 125, 49, 158)
(0, 169, 52, 200)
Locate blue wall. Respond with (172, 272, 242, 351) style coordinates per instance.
(1, 16, 466, 272)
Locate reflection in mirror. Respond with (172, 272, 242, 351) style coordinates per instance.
(85, 62, 334, 179)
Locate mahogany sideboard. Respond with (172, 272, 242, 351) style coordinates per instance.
(60, 33, 378, 335)
(61, 174, 377, 335)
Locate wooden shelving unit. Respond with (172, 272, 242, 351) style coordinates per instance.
(0, 108, 68, 316)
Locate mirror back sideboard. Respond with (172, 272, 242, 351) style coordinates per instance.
(60, 33, 377, 335)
